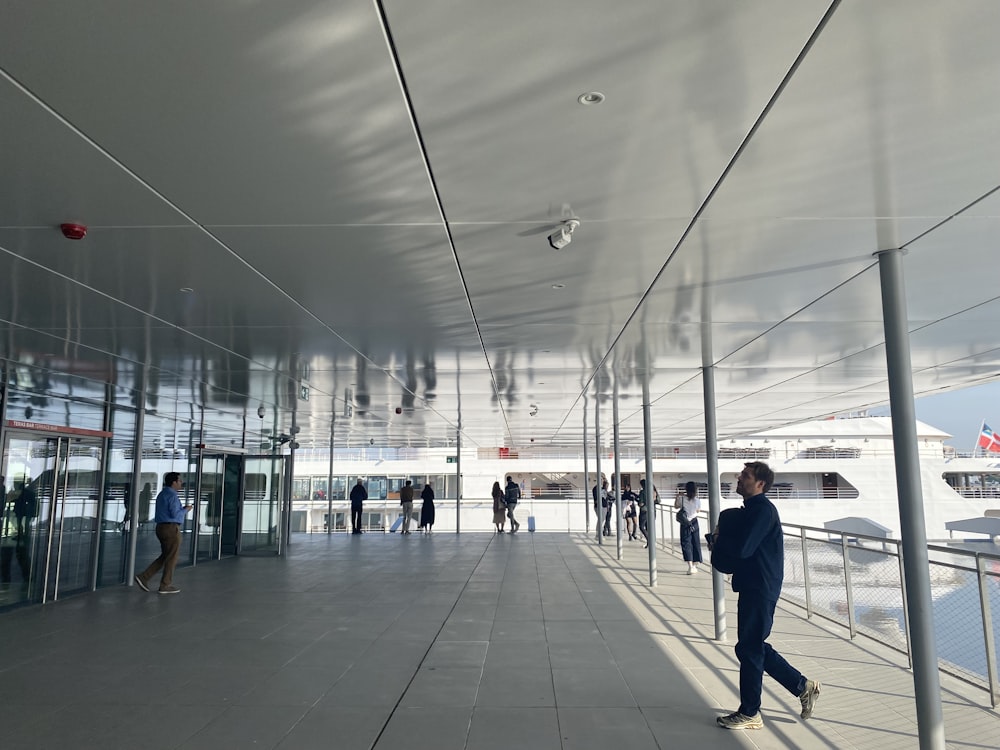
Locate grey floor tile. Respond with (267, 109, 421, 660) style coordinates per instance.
(557, 707, 661, 750)
(423, 640, 489, 668)
(400, 666, 484, 708)
(552, 668, 636, 707)
(317, 666, 415, 708)
(478, 666, 556, 707)
(177, 705, 310, 750)
(274, 706, 393, 749)
(466, 706, 561, 750)
(375, 706, 473, 750)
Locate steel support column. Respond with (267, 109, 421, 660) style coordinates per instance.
(702, 365, 726, 641)
(327, 411, 334, 535)
(877, 247, 945, 750)
(594, 394, 602, 545)
(642, 378, 656, 586)
(613, 385, 623, 560)
(583, 398, 589, 533)
(456, 420, 462, 534)
(126, 365, 147, 584)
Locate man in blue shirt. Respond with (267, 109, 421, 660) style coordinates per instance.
(134, 472, 191, 595)
(715, 461, 820, 730)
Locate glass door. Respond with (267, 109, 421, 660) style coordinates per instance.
(0, 432, 103, 607)
(195, 455, 225, 562)
(241, 455, 284, 555)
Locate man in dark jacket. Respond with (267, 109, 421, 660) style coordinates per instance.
(714, 461, 820, 731)
(504, 476, 520, 533)
(349, 478, 367, 534)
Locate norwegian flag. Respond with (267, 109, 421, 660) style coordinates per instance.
(978, 423, 1000, 453)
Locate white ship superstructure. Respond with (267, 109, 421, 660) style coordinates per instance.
(290, 416, 1000, 540)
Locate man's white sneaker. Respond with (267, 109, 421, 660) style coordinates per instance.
(716, 711, 763, 730)
(799, 679, 821, 719)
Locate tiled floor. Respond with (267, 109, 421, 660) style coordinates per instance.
(0, 531, 996, 749)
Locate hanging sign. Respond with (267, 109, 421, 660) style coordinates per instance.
(5, 420, 112, 439)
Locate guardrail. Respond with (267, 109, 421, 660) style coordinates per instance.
(652, 505, 1000, 708)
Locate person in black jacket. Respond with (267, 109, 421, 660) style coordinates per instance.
(419, 482, 435, 533)
(714, 461, 820, 731)
(349, 478, 367, 534)
(504, 476, 520, 533)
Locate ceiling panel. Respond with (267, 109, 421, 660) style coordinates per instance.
(3, 1, 1000, 451)
(0, 2, 442, 226)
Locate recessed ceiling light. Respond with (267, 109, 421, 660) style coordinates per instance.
(577, 91, 605, 105)
(551, 283, 565, 289)
(179, 287, 194, 293)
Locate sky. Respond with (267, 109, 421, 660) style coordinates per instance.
(866, 380, 1000, 451)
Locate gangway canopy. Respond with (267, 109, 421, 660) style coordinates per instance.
(824, 517, 894, 539)
(944, 517, 1000, 538)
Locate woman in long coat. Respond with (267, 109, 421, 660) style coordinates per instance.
(491, 481, 506, 533)
(419, 482, 436, 533)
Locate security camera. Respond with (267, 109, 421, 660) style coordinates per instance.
(289, 441, 300, 450)
(290, 425, 301, 435)
(256, 405, 265, 419)
(369, 438, 375, 445)
(548, 219, 580, 250)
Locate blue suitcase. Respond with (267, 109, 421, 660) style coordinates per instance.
(527, 515, 536, 532)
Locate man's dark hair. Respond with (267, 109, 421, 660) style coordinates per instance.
(685, 481, 697, 497)
(164, 472, 180, 487)
(743, 461, 774, 493)
(506, 476, 512, 483)
(405, 480, 411, 486)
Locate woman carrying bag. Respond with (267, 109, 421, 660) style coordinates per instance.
(675, 481, 703, 574)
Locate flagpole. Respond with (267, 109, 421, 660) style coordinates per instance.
(975, 419, 986, 457)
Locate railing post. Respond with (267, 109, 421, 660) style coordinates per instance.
(976, 554, 999, 708)
(801, 527, 812, 619)
(841, 535, 857, 639)
(897, 542, 912, 669)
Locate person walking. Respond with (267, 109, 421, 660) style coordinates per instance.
(491, 480, 506, 533)
(399, 480, 414, 535)
(350, 478, 367, 534)
(603, 478, 615, 537)
(675, 481, 703, 574)
(622, 483, 637, 540)
(713, 461, 820, 730)
(504, 476, 520, 533)
(419, 482, 435, 533)
(134, 472, 192, 595)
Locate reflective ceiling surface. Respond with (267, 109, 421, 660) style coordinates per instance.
(2, 1, 1000, 450)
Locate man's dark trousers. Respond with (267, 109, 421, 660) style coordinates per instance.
(735, 594, 805, 716)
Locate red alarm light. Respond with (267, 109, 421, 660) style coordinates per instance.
(60, 223, 88, 240)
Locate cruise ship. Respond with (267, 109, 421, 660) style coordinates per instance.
(288, 415, 1000, 541)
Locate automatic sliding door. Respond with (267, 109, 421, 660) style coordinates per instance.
(197, 456, 224, 562)
(241, 456, 283, 555)
(1, 432, 103, 606)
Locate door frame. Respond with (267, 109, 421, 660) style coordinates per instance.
(192, 443, 248, 565)
(2, 422, 111, 604)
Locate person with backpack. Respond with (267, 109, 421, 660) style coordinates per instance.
(713, 461, 820, 731)
(621, 483, 638, 540)
(504, 476, 520, 533)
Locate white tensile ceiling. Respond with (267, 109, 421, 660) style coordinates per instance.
(1, 1, 999, 450)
